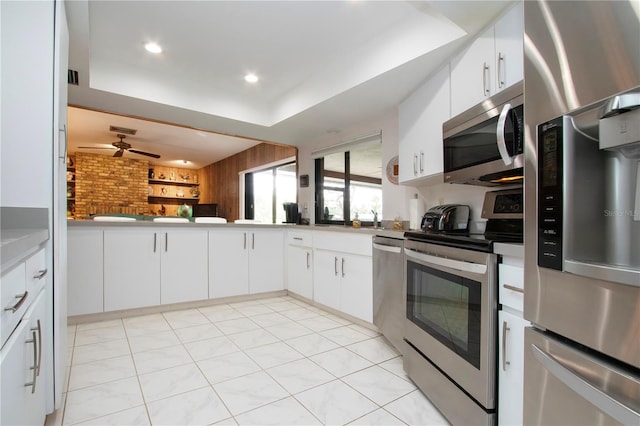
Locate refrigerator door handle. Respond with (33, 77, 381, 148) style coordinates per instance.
(531, 344, 640, 425)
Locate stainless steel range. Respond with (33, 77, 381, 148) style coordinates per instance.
(403, 189, 523, 426)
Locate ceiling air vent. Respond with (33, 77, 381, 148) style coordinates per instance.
(68, 69, 79, 85)
(109, 125, 137, 136)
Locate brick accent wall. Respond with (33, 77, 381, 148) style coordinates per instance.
(74, 152, 149, 219)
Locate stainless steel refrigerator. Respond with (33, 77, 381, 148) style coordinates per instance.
(523, 1, 640, 424)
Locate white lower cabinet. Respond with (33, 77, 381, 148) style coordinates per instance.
(498, 309, 527, 426)
(1, 290, 47, 426)
(209, 229, 284, 298)
(104, 228, 208, 311)
(68, 229, 103, 315)
(286, 244, 313, 299)
(313, 232, 373, 323)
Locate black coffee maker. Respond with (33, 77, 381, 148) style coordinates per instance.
(283, 203, 299, 224)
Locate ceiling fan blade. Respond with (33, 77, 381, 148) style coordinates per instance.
(128, 149, 161, 159)
(113, 149, 124, 158)
(78, 146, 116, 149)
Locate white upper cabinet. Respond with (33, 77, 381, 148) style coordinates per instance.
(398, 63, 451, 183)
(450, 2, 523, 117)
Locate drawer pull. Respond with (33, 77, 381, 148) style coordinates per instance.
(503, 284, 524, 294)
(33, 269, 48, 280)
(25, 330, 38, 393)
(293, 237, 303, 241)
(4, 291, 28, 313)
(31, 319, 42, 376)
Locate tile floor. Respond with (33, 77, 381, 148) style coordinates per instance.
(61, 296, 449, 425)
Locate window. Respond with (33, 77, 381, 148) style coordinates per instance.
(315, 138, 382, 225)
(244, 161, 297, 223)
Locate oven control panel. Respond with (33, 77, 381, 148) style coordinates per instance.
(538, 117, 564, 270)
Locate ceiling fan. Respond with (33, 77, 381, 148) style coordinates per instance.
(79, 134, 161, 159)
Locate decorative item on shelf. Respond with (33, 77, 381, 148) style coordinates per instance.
(352, 213, 361, 228)
(149, 168, 155, 179)
(67, 157, 74, 168)
(159, 205, 166, 216)
(66, 171, 75, 181)
(176, 189, 185, 198)
(193, 173, 198, 183)
(169, 172, 175, 181)
(190, 186, 200, 198)
(393, 216, 403, 230)
(386, 155, 399, 185)
(66, 184, 74, 198)
(158, 173, 165, 180)
(180, 173, 190, 182)
(161, 186, 167, 196)
(177, 204, 192, 218)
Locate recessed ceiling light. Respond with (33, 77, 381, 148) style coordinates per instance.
(244, 73, 259, 83)
(145, 42, 162, 54)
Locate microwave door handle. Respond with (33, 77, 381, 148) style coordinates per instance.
(405, 248, 487, 274)
(496, 103, 513, 166)
(531, 344, 640, 425)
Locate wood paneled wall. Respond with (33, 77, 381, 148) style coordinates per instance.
(199, 143, 297, 221)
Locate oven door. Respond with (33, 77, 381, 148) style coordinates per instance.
(404, 240, 497, 410)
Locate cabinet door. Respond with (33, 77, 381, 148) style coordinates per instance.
(494, 2, 524, 92)
(209, 230, 249, 298)
(498, 310, 527, 426)
(312, 250, 341, 311)
(104, 230, 160, 311)
(450, 26, 495, 116)
(249, 230, 284, 294)
(340, 254, 373, 323)
(67, 229, 104, 315)
(287, 245, 313, 299)
(160, 230, 208, 304)
(398, 64, 450, 182)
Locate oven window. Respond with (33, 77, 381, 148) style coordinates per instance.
(406, 260, 481, 369)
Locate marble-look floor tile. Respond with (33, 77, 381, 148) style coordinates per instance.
(63, 377, 144, 425)
(235, 396, 321, 426)
(295, 380, 378, 425)
(279, 307, 320, 321)
(71, 338, 130, 365)
(68, 355, 136, 391)
(249, 312, 290, 327)
(320, 326, 370, 346)
(197, 351, 261, 384)
(384, 390, 450, 426)
(138, 363, 208, 402)
(266, 358, 334, 394)
(298, 315, 344, 332)
(228, 300, 264, 308)
(146, 386, 230, 425)
(347, 323, 381, 337)
(227, 328, 279, 350)
(215, 318, 261, 335)
(184, 335, 240, 361)
(123, 314, 171, 337)
(342, 365, 416, 405)
(76, 319, 123, 332)
(74, 325, 126, 346)
(173, 323, 223, 343)
(132, 344, 193, 375)
(67, 325, 76, 347)
(264, 321, 313, 340)
(321, 313, 352, 325)
(127, 330, 181, 353)
(213, 371, 288, 415)
(74, 406, 149, 426)
(244, 341, 304, 369)
(378, 357, 412, 382)
(199, 306, 246, 323)
(346, 336, 399, 364)
(310, 347, 373, 377)
(348, 408, 406, 425)
(284, 333, 340, 357)
(213, 418, 238, 426)
(232, 304, 275, 317)
(262, 300, 302, 312)
(163, 309, 211, 329)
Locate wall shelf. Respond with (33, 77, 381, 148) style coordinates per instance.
(149, 179, 199, 187)
(148, 196, 199, 202)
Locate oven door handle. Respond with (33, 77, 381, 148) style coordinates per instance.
(405, 248, 487, 274)
(373, 243, 402, 254)
(496, 102, 513, 166)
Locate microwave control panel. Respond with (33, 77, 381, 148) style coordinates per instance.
(538, 117, 564, 270)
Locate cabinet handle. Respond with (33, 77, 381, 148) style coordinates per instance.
(502, 320, 511, 371)
(503, 284, 524, 294)
(419, 150, 424, 173)
(497, 52, 505, 88)
(293, 237, 303, 241)
(25, 330, 38, 393)
(31, 319, 42, 376)
(306, 252, 310, 269)
(342, 257, 345, 278)
(59, 124, 67, 161)
(244, 233, 247, 250)
(413, 154, 418, 176)
(33, 269, 48, 280)
(153, 233, 157, 252)
(165, 232, 168, 252)
(334, 256, 338, 276)
(252, 233, 255, 250)
(482, 62, 490, 95)
(4, 291, 28, 313)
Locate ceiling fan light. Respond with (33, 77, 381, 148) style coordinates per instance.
(244, 73, 259, 83)
(145, 42, 162, 54)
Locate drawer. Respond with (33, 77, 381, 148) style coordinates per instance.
(313, 231, 372, 257)
(25, 248, 47, 296)
(1, 263, 27, 347)
(287, 231, 313, 248)
(499, 263, 524, 312)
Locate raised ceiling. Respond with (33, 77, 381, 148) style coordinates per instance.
(66, 1, 513, 161)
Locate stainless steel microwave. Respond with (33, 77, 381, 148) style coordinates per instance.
(443, 81, 524, 186)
